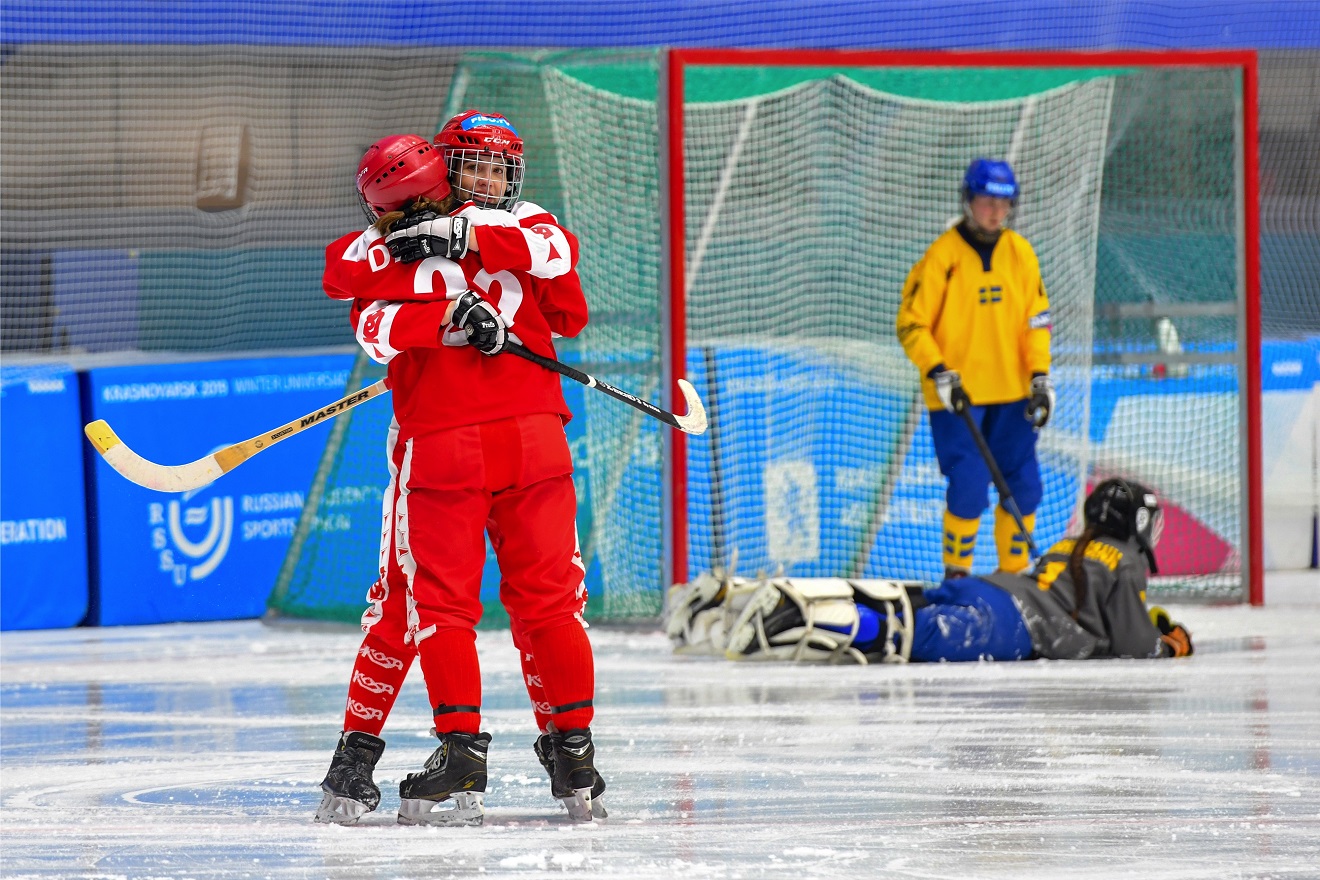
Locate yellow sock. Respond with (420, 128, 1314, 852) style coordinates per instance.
(995, 507, 1036, 573)
(942, 510, 980, 574)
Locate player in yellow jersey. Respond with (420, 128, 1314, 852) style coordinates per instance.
(896, 159, 1056, 579)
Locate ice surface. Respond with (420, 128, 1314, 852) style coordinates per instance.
(2, 602, 1319, 879)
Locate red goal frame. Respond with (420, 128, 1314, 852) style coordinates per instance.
(663, 48, 1262, 604)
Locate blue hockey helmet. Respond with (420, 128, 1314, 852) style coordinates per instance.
(962, 158, 1019, 202)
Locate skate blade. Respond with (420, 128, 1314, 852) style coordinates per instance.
(313, 792, 372, 825)
(397, 791, 485, 827)
(560, 787, 606, 823)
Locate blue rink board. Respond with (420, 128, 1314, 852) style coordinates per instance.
(683, 343, 1320, 583)
(685, 346, 1082, 582)
(85, 355, 355, 626)
(684, 342, 1320, 583)
(0, 364, 90, 630)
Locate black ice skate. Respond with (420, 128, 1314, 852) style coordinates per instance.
(314, 731, 386, 825)
(396, 731, 490, 826)
(536, 728, 607, 822)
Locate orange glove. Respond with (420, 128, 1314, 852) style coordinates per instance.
(1160, 624, 1193, 657)
(1150, 606, 1194, 657)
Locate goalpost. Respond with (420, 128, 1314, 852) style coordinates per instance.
(664, 49, 1261, 605)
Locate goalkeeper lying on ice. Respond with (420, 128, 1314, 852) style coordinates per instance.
(665, 479, 1193, 664)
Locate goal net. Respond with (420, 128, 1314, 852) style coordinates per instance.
(673, 53, 1255, 602)
(268, 49, 1257, 625)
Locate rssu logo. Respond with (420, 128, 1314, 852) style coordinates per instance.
(149, 484, 234, 585)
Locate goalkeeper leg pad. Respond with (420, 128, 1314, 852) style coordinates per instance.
(724, 578, 868, 664)
(664, 569, 760, 655)
(665, 570, 729, 649)
(850, 579, 917, 663)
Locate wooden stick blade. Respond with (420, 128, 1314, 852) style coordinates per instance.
(675, 379, 709, 435)
(84, 419, 225, 493)
(82, 379, 390, 494)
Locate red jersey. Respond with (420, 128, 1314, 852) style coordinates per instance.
(323, 201, 589, 440)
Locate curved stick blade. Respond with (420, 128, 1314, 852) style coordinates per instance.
(675, 379, 708, 435)
(84, 420, 223, 493)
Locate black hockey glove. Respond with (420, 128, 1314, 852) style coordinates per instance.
(451, 291, 507, 355)
(929, 365, 970, 414)
(385, 211, 470, 263)
(1027, 372, 1055, 429)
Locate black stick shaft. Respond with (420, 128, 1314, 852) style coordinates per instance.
(957, 404, 1039, 557)
(506, 342, 682, 431)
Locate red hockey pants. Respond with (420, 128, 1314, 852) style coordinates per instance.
(360, 412, 594, 735)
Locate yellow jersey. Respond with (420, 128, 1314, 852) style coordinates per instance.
(896, 223, 1052, 410)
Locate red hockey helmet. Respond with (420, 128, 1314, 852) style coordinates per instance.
(355, 134, 451, 222)
(434, 110, 525, 210)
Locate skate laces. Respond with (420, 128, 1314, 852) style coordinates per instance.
(422, 742, 450, 773)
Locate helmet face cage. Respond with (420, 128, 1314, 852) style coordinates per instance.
(1085, 478, 1161, 573)
(444, 148, 524, 210)
(436, 111, 525, 211)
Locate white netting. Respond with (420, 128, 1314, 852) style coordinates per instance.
(544, 66, 667, 618)
(681, 73, 1112, 583)
(442, 54, 669, 619)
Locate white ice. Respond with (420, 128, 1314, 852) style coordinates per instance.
(3, 597, 1319, 880)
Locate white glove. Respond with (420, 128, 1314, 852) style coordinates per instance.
(931, 368, 969, 413)
(1027, 373, 1055, 428)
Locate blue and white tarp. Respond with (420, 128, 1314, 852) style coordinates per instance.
(84, 354, 356, 625)
(1, 364, 91, 630)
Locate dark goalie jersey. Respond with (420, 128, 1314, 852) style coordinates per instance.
(983, 534, 1165, 660)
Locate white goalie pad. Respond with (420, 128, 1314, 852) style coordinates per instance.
(849, 579, 917, 664)
(721, 577, 916, 665)
(664, 571, 760, 655)
(668, 572, 920, 665)
(723, 578, 863, 664)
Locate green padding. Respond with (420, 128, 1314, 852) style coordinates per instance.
(686, 66, 1127, 103)
(558, 63, 659, 101)
(527, 62, 1126, 105)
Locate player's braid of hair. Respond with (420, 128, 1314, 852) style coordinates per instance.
(1067, 526, 1097, 622)
(373, 194, 461, 234)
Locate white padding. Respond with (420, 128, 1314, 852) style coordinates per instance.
(849, 579, 916, 664)
(672, 571, 922, 665)
(725, 578, 866, 664)
(664, 571, 759, 655)
(779, 578, 856, 601)
(849, 579, 909, 602)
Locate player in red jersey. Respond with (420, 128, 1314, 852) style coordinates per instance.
(314, 115, 604, 828)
